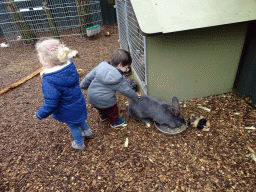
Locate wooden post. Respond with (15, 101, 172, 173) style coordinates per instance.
(41, 0, 60, 38)
(75, 0, 92, 37)
(4, 0, 36, 44)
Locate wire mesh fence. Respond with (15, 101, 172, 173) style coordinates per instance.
(115, 0, 128, 51)
(0, 0, 103, 45)
(115, 0, 147, 94)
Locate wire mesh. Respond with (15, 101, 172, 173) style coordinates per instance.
(115, 0, 147, 94)
(0, 0, 103, 44)
(115, 0, 128, 51)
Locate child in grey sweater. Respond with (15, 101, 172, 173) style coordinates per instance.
(80, 49, 140, 127)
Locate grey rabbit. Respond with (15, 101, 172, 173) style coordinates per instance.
(126, 95, 185, 128)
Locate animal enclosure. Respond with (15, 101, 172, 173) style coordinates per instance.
(1, 3, 256, 190)
(115, 0, 147, 94)
(115, 0, 256, 102)
(0, 0, 102, 45)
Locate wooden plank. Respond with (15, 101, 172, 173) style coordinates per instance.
(0, 67, 44, 95)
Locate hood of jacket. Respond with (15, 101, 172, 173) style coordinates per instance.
(95, 61, 123, 85)
(42, 61, 79, 87)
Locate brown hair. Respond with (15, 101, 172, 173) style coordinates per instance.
(110, 49, 132, 67)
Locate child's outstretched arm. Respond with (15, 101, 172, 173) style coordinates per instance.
(80, 69, 96, 89)
(115, 79, 140, 102)
(34, 83, 60, 120)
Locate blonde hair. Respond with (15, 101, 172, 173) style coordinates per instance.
(36, 37, 76, 67)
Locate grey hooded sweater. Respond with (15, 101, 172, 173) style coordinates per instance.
(80, 61, 138, 109)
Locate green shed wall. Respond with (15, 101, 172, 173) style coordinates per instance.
(146, 22, 248, 101)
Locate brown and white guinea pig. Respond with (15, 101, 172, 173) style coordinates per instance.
(77, 69, 85, 76)
(188, 114, 210, 131)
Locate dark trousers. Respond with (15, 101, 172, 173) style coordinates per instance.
(96, 103, 119, 124)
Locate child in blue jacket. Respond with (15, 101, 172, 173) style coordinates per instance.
(80, 49, 140, 128)
(33, 37, 92, 151)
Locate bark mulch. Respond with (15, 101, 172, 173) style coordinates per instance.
(0, 24, 255, 191)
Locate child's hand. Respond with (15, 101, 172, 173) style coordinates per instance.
(138, 94, 141, 98)
(33, 112, 37, 119)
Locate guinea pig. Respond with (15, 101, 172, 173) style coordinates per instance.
(188, 114, 210, 131)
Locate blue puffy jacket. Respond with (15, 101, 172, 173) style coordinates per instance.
(36, 61, 87, 124)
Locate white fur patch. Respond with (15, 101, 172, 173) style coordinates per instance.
(0, 42, 10, 47)
(68, 50, 78, 59)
